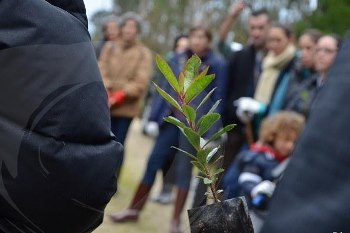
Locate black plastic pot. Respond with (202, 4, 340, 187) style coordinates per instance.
(188, 197, 254, 233)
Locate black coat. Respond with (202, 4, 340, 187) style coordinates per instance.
(261, 31, 350, 233)
(0, 1, 120, 232)
(223, 45, 256, 128)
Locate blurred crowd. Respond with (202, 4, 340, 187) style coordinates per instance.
(93, 1, 343, 232)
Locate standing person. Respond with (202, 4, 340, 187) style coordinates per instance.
(94, 15, 120, 59)
(284, 34, 341, 118)
(99, 12, 153, 180)
(235, 22, 297, 130)
(146, 34, 190, 205)
(225, 22, 297, 199)
(168, 34, 190, 59)
(289, 29, 322, 86)
(295, 29, 322, 80)
(221, 8, 271, 198)
(0, 0, 120, 232)
(312, 34, 342, 86)
(217, 0, 246, 59)
(109, 26, 226, 233)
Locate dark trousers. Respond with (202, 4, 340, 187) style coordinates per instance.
(110, 116, 133, 180)
(142, 123, 194, 190)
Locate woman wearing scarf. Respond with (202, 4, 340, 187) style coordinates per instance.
(284, 34, 342, 118)
(235, 22, 297, 138)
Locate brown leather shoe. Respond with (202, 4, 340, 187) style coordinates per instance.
(109, 209, 139, 223)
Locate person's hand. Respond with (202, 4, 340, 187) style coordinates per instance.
(234, 97, 262, 123)
(228, 1, 246, 17)
(144, 121, 159, 137)
(108, 91, 126, 108)
(251, 180, 276, 198)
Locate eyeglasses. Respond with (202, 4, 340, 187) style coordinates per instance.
(315, 47, 337, 54)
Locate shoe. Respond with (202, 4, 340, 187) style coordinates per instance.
(158, 192, 173, 204)
(151, 192, 173, 204)
(170, 219, 183, 233)
(109, 209, 139, 223)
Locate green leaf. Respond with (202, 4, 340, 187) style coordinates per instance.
(198, 113, 221, 136)
(178, 72, 185, 92)
(196, 87, 217, 111)
(204, 178, 213, 185)
(208, 99, 221, 114)
(196, 175, 207, 180)
(197, 66, 209, 79)
(184, 71, 193, 92)
(206, 147, 220, 162)
(171, 146, 197, 160)
(184, 74, 215, 103)
(212, 155, 224, 166)
(183, 105, 196, 125)
(164, 116, 186, 129)
(213, 168, 225, 176)
(153, 82, 182, 112)
(207, 124, 236, 144)
(191, 161, 204, 171)
(184, 55, 201, 91)
(182, 127, 200, 150)
(197, 148, 211, 164)
(156, 55, 180, 93)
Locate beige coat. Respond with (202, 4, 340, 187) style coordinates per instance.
(99, 41, 153, 118)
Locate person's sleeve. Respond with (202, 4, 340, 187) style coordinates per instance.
(238, 167, 263, 197)
(237, 151, 262, 197)
(46, 0, 88, 27)
(217, 40, 233, 60)
(123, 48, 153, 99)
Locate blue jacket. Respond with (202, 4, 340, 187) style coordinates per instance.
(237, 144, 285, 203)
(149, 49, 227, 136)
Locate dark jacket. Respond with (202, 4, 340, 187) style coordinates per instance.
(223, 45, 257, 128)
(0, 1, 120, 232)
(284, 73, 321, 118)
(237, 144, 284, 203)
(149, 49, 227, 136)
(261, 31, 350, 233)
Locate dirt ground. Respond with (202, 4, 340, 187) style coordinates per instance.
(93, 119, 193, 233)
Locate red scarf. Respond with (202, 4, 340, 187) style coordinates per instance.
(250, 143, 287, 162)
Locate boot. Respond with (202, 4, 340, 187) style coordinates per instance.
(110, 182, 151, 223)
(170, 188, 189, 233)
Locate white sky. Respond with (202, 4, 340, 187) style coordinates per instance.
(84, 0, 113, 32)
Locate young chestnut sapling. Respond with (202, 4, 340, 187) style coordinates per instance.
(154, 54, 235, 203)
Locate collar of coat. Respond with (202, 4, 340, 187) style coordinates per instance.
(250, 143, 287, 162)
